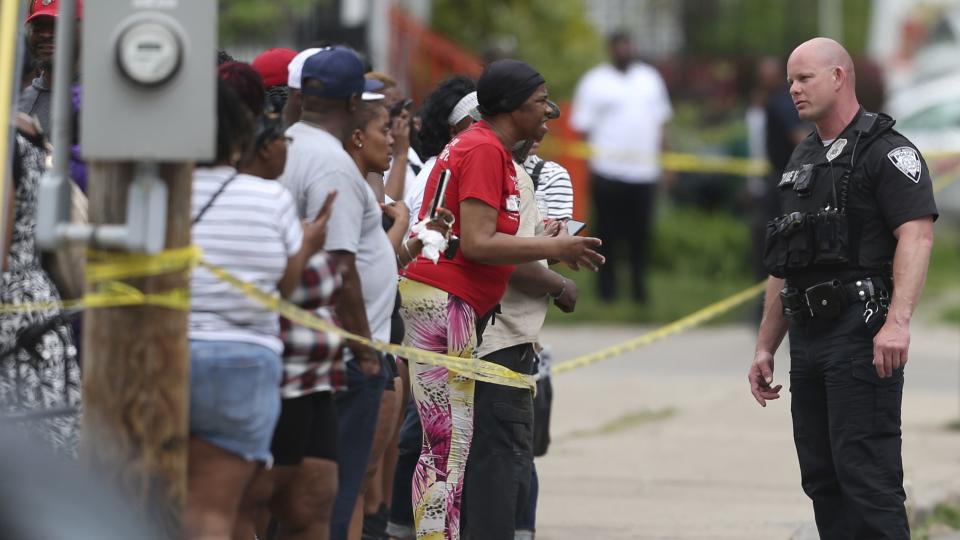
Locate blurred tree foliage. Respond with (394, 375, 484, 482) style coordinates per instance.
(218, 0, 319, 44)
(682, 0, 871, 57)
(431, 0, 605, 100)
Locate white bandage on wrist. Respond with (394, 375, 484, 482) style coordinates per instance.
(411, 220, 448, 264)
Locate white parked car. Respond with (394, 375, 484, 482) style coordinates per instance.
(885, 71, 960, 222)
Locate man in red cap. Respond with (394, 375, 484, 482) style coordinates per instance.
(252, 47, 298, 113)
(18, 0, 83, 134)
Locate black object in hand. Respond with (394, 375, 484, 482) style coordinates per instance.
(444, 235, 460, 260)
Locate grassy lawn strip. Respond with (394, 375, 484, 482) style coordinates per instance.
(913, 499, 960, 539)
(547, 207, 960, 325)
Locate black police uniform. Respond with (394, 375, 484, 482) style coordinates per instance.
(763, 109, 938, 539)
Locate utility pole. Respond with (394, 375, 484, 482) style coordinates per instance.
(81, 161, 193, 538)
(41, 2, 218, 537)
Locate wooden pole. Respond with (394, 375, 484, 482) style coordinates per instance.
(81, 161, 192, 539)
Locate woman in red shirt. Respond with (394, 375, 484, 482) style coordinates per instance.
(398, 60, 604, 540)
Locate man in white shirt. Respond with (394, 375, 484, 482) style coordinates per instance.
(571, 31, 672, 303)
(278, 46, 396, 540)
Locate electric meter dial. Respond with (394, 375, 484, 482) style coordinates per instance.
(116, 20, 182, 87)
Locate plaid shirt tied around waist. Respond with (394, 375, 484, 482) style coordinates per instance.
(280, 251, 345, 397)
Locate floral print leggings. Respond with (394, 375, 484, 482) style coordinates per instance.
(398, 278, 477, 540)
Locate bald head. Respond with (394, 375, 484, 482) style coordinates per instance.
(786, 37, 860, 131)
(790, 37, 855, 85)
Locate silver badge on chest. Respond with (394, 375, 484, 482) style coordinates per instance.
(826, 138, 847, 162)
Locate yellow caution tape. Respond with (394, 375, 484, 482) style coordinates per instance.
(0, 0, 20, 254)
(3, 164, 958, 385)
(542, 141, 960, 178)
(200, 262, 536, 390)
(0, 281, 190, 314)
(552, 282, 767, 375)
(0, 246, 197, 314)
(552, 163, 960, 375)
(84, 281, 191, 311)
(545, 140, 769, 177)
(86, 245, 202, 283)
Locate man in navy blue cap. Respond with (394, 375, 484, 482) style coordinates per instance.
(272, 46, 394, 540)
(281, 46, 384, 127)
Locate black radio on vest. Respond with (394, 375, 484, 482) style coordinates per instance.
(761, 108, 937, 322)
(762, 111, 879, 280)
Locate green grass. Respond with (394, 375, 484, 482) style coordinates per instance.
(548, 264, 756, 325)
(913, 501, 960, 539)
(547, 206, 960, 326)
(548, 205, 757, 325)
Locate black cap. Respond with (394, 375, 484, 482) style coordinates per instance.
(477, 59, 545, 116)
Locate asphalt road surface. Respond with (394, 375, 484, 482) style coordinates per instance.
(534, 318, 960, 539)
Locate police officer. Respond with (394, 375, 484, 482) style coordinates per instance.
(747, 37, 937, 539)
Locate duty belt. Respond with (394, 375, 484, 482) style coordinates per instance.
(780, 276, 890, 322)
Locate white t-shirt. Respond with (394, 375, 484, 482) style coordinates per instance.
(189, 167, 303, 354)
(404, 155, 437, 224)
(280, 122, 398, 344)
(570, 62, 673, 183)
(383, 147, 425, 219)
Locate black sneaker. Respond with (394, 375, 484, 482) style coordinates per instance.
(362, 503, 389, 540)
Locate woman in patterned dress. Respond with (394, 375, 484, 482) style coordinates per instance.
(1, 115, 81, 452)
(398, 61, 603, 540)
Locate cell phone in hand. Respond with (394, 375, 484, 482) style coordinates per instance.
(391, 98, 414, 117)
(427, 170, 451, 220)
(566, 219, 586, 236)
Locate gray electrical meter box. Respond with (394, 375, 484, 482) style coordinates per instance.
(81, 0, 216, 161)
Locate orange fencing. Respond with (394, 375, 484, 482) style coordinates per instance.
(389, 7, 591, 222)
(389, 7, 483, 104)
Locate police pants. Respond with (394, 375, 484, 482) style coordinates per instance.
(462, 343, 535, 540)
(788, 302, 907, 540)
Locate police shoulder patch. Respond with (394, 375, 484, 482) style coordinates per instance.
(886, 146, 922, 183)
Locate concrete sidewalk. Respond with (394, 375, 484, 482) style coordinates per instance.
(534, 322, 960, 539)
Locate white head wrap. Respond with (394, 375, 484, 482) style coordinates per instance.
(447, 91, 479, 126)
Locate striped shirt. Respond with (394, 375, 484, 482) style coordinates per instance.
(189, 167, 303, 354)
(523, 154, 575, 220)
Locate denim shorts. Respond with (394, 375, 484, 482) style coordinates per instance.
(189, 340, 282, 464)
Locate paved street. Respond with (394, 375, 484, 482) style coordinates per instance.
(534, 317, 960, 539)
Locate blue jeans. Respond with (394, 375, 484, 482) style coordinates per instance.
(189, 340, 282, 464)
(330, 356, 389, 539)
